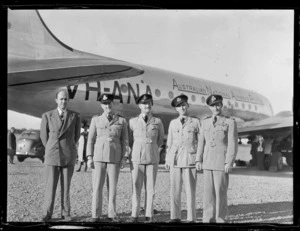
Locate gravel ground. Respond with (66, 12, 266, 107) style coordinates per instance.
(7, 156, 293, 224)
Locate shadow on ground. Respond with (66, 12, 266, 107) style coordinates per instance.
(56, 201, 292, 224)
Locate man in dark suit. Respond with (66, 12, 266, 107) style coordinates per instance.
(40, 90, 81, 222)
(7, 127, 16, 164)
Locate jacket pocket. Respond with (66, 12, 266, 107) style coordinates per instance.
(188, 153, 196, 165)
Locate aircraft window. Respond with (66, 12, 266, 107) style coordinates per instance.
(121, 84, 128, 93)
(191, 95, 196, 102)
(227, 101, 231, 106)
(248, 104, 251, 110)
(235, 102, 238, 108)
(169, 91, 174, 99)
(242, 103, 245, 109)
(255, 105, 257, 111)
(201, 96, 205, 104)
(155, 89, 161, 97)
(223, 105, 228, 111)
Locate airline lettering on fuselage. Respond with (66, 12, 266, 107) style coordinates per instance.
(67, 81, 152, 103)
(173, 79, 207, 95)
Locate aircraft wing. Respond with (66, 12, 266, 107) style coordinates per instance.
(237, 111, 293, 138)
(8, 10, 144, 90)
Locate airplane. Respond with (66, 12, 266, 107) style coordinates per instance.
(7, 9, 293, 169)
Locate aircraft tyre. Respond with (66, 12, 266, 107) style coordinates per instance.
(286, 154, 293, 167)
(17, 156, 26, 162)
(40, 157, 45, 163)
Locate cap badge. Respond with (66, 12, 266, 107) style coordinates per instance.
(103, 95, 107, 100)
(177, 97, 181, 102)
(211, 96, 216, 102)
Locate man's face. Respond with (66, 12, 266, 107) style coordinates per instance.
(175, 102, 189, 116)
(101, 102, 113, 115)
(209, 101, 223, 116)
(10, 128, 15, 133)
(55, 91, 69, 110)
(139, 102, 152, 114)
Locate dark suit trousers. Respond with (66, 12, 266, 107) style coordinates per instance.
(43, 165, 74, 217)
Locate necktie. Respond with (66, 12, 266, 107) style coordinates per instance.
(144, 115, 148, 123)
(108, 114, 112, 122)
(60, 111, 64, 123)
(213, 116, 217, 125)
(180, 117, 185, 125)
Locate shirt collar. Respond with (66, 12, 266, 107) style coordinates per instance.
(104, 113, 114, 117)
(141, 113, 151, 119)
(57, 107, 66, 115)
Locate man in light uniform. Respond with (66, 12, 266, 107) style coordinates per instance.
(128, 94, 164, 223)
(196, 94, 238, 223)
(165, 94, 201, 223)
(87, 94, 129, 222)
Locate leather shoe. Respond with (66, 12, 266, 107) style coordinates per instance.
(186, 220, 196, 223)
(61, 215, 72, 221)
(127, 217, 138, 223)
(41, 215, 51, 222)
(166, 219, 181, 223)
(107, 217, 120, 222)
(91, 217, 101, 222)
(145, 217, 154, 223)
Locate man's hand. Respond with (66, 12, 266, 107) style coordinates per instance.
(224, 163, 232, 173)
(195, 162, 202, 171)
(87, 158, 94, 169)
(165, 163, 170, 170)
(120, 158, 127, 169)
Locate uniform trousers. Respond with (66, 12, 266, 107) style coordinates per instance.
(43, 165, 74, 217)
(203, 170, 229, 223)
(92, 162, 120, 218)
(130, 163, 158, 218)
(170, 166, 197, 221)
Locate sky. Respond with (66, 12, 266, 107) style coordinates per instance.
(7, 10, 294, 129)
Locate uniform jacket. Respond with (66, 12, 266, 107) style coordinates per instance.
(129, 114, 164, 164)
(87, 113, 128, 163)
(40, 109, 81, 166)
(77, 131, 88, 162)
(166, 116, 201, 168)
(196, 115, 238, 171)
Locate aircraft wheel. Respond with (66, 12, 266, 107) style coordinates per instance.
(17, 156, 26, 162)
(40, 157, 45, 163)
(286, 154, 293, 167)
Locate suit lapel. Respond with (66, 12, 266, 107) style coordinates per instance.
(182, 116, 191, 128)
(147, 114, 153, 125)
(109, 114, 118, 125)
(215, 115, 224, 126)
(59, 110, 74, 137)
(53, 109, 63, 129)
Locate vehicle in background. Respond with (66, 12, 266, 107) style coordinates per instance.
(15, 130, 45, 163)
